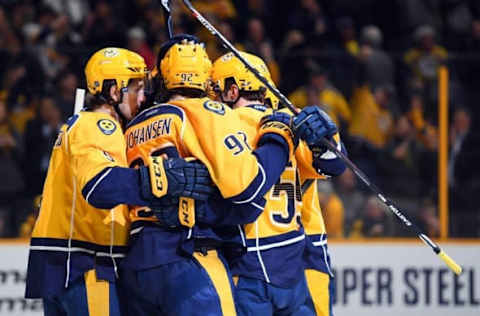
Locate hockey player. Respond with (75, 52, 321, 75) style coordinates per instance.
(210, 51, 346, 315)
(120, 34, 303, 316)
(119, 34, 320, 316)
(301, 178, 336, 316)
(25, 48, 213, 316)
(265, 61, 342, 316)
(259, 59, 342, 316)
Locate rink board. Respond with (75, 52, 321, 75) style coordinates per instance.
(0, 240, 478, 316)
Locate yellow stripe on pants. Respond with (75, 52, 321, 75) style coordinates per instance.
(193, 250, 236, 316)
(84, 269, 109, 316)
(305, 269, 330, 316)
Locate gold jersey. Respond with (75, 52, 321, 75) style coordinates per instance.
(124, 98, 267, 223)
(31, 111, 129, 247)
(26, 111, 130, 298)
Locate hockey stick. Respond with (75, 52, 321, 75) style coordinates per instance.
(74, 88, 85, 114)
(182, 0, 462, 275)
(160, 0, 174, 38)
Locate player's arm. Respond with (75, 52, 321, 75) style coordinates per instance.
(69, 117, 212, 210)
(226, 111, 297, 208)
(296, 133, 347, 178)
(293, 106, 347, 178)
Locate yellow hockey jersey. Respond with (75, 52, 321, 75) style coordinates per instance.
(26, 111, 130, 298)
(122, 98, 288, 269)
(301, 178, 333, 275)
(231, 105, 327, 287)
(125, 98, 260, 202)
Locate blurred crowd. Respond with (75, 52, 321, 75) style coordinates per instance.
(0, 0, 479, 238)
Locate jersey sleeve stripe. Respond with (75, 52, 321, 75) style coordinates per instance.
(84, 167, 113, 203)
(231, 162, 266, 204)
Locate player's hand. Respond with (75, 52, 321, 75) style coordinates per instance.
(291, 106, 337, 155)
(256, 111, 298, 156)
(151, 197, 208, 228)
(140, 157, 214, 201)
(150, 196, 181, 227)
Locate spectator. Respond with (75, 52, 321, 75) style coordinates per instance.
(243, 17, 280, 84)
(417, 122, 438, 197)
(19, 195, 41, 238)
(193, 0, 237, 20)
(448, 107, 480, 235)
(378, 115, 422, 209)
(43, 0, 89, 27)
(83, 0, 126, 48)
(0, 100, 24, 236)
(348, 84, 394, 180)
(334, 168, 366, 236)
(449, 107, 474, 189)
(350, 195, 394, 238)
(288, 62, 351, 128)
(358, 25, 395, 88)
(127, 26, 155, 70)
(288, 0, 326, 42)
(54, 71, 78, 120)
(336, 17, 359, 56)
(204, 21, 244, 61)
(349, 84, 395, 149)
(34, 15, 73, 80)
(23, 96, 62, 197)
(404, 25, 447, 85)
(317, 180, 345, 238)
(416, 198, 439, 238)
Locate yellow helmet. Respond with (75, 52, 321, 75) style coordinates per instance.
(211, 52, 271, 92)
(265, 85, 280, 109)
(85, 47, 147, 95)
(160, 40, 212, 92)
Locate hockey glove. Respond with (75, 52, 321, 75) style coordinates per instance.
(150, 195, 181, 227)
(292, 106, 337, 156)
(139, 157, 214, 201)
(255, 111, 298, 157)
(151, 196, 206, 228)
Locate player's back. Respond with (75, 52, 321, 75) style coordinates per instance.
(126, 98, 260, 199)
(27, 111, 130, 298)
(123, 98, 267, 269)
(233, 105, 305, 287)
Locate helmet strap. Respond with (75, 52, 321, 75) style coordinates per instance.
(104, 87, 128, 127)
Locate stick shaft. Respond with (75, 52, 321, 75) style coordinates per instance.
(74, 88, 85, 114)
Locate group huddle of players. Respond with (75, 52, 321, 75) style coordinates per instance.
(24, 34, 347, 316)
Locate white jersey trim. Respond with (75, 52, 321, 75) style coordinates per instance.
(85, 167, 113, 203)
(29, 245, 126, 258)
(247, 234, 305, 252)
(233, 162, 266, 204)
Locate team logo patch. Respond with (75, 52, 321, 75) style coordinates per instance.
(203, 100, 225, 115)
(97, 119, 116, 135)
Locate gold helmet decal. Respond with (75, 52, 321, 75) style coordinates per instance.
(160, 40, 212, 92)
